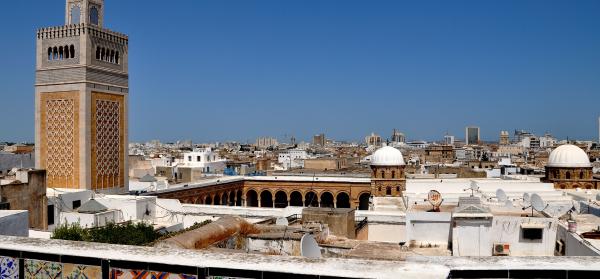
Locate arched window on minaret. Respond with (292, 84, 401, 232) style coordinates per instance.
(53, 47, 58, 60)
(101, 48, 105, 61)
(90, 6, 99, 26)
(71, 5, 81, 25)
(580, 171, 584, 180)
(110, 50, 115, 63)
(566, 171, 571, 180)
(96, 47, 100, 60)
(48, 48, 53, 60)
(115, 51, 120, 64)
(58, 46, 64, 60)
(70, 45, 75, 59)
(64, 45, 69, 59)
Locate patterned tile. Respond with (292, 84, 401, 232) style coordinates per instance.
(0, 256, 19, 279)
(150, 271, 197, 279)
(109, 268, 149, 279)
(24, 259, 62, 279)
(63, 263, 102, 279)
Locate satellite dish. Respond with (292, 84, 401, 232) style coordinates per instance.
(496, 189, 508, 202)
(275, 217, 289, 226)
(531, 194, 547, 212)
(504, 200, 514, 208)
(523, 193, 530, 203)
(470, 181, 479, 191)
(300, 234, 321, 259)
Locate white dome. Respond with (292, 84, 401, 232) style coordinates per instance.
(547, 144, 591, 168)
(371, 146, 405, 166)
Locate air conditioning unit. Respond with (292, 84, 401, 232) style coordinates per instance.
(493, 243, 510, 256)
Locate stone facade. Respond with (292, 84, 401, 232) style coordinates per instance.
(35, 0, 129, 193)
(370, 165, 406, 198)
(0, 170, 47, 230)
(543, 166, 598, 190)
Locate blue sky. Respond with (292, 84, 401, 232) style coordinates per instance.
(1, 0, 599, 143)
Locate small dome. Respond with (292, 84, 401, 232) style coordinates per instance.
(547, 144, 591, 168)
(371, 146, 405, 166)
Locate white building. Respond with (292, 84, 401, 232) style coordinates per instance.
(277, 149, 308, 170)
(182, 148, 226, 174)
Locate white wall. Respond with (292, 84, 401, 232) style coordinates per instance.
(367, 223, 406, 243)
(556, 223, 600, 256)
(406, 212, 452, 247)
(60, 210, 121, 228)
(96, 196, 156, 222)
(0, 211, 28, 237)
(453, 216, 557, 256)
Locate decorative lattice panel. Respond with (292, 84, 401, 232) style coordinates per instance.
(45, 99, 76, 187)
(94, 99, 121, 189)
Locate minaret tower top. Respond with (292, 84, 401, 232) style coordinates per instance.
(65, 0, 105, 27)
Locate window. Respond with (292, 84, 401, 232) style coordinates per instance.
(96, 47, 100, 60)
(90, 6, 99, 25)
(381, 170, 385, 178)
(522, 228, 543, 240)
(0, 202, 9, 210)
(48, 48, 52, 60)
(188, 156, 192, 161)
(580, 171, 584, 180)
(47, 204, 55, 225)
(72, 200, 81, 210)
(71, 6, 81, 24)
(396, 186, 400, 192)
(70, 45, 75, 58)
(566, 172, 571, 180)
(392, 171, 396, 178)
(197, 156, 201, 162)
(386, 187, 392, 196)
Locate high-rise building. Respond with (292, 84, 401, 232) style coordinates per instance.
(444, 135, 455, 145)
(465, 126, 480, 145)
(255, 137, 278, 148)
(391, 129, 406, 144)
(313, 133, 326, 146)
(499, 131, 510, 145)
(35, 0, 129, 193)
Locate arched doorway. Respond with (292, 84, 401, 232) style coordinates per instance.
(386, 187, 392, 196)
(305, 191, 318, 207)
(236, 190, 243, 206)
(229, 191, 235, 206)
(221, 192, 229, 206)
(204, 195, 212, 205)
(246, 190, 258, 207)
(274, 191, 288, 208)
(336, 192, 351, 208)
(260, 190, 273, 208)
(320, 192, 334, 208)
(214, 193, 221, 205)
(358, 193, 370, 210)
(290, 191, 303, 206)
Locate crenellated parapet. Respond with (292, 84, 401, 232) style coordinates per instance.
(37, 23, 128, 45)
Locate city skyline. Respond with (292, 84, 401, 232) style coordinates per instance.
(1, 0, 600, 142)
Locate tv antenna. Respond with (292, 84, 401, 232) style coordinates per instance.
(464, 181, 479, 197)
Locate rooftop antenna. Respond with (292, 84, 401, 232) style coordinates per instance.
(496, 189, 508, 203)
(463, 181, 479, 197)
(300, 234, 321, 259)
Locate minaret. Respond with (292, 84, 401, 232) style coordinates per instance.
(35, 0, 128, 193)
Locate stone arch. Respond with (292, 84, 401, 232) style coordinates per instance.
(53, 47, 58, 60)
(336, 192, 351, 208)
(96, 47, 100, 60)
(246, 190, 258, 207)
(70, 45, 75, 58)
(274, 191, 288, 208)
(229, 191, 235, 206)
(290, 191, 303, 206)
(64, 45, 70, 59)
(305, 191, 318, 207)
(320, 192, 334, 208)
(115, 51, 120, 64)
(358, 192, 371, 210)
(59, 46, 64, 59)
(205, 195, 213, 205)
(260, 190, 273, 208)
(236, 189, 243, 206)
(48, 47, 53, 60)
